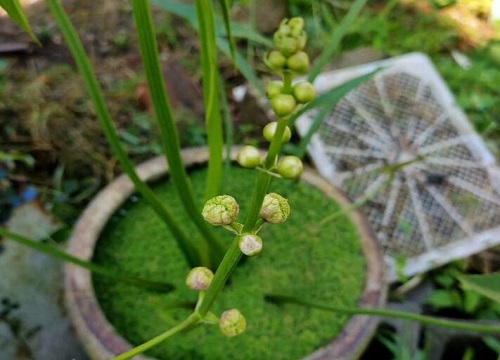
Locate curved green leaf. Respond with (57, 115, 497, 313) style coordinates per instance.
(0, 227, 173, 292)
(218, 0, 235, 61)
(0, 0, 40, 45)
(458, 274, 500, 304)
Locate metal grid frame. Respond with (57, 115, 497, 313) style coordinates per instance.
(296, 53, 500, 282)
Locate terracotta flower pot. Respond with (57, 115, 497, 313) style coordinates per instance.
(64, 147, 387, 360)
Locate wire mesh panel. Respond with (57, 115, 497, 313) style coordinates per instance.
(296, 53, 500, 282)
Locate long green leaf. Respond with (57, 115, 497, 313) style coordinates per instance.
(218, 0, 235, 61)
(458, 274, 500, 304)
(131, 0, 224, 267)
(45, 0, 201, 268)
(195, 0, 224, 200)
(293, 69, 380, 158)
(0, 0, 40, 45)
(0, 227, 173, 292)
(265, 294, 500, 334)
(308, 0, 368, 81)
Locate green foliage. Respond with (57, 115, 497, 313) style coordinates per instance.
(459, 273, 500, 304)
(436, 49, 500, 142)
(427, 263, 500, 355)
(46, 0, 202, 268)
(377, 327, 427, 360)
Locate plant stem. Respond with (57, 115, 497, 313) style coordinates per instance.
(197, 239, 243, 316)
(265, 294, 500, 335)
(114, 313, 201, 360)
(283, 72, 293, 94)
(198, 116, 289, 313)
(131, 0, 225, 268)
(45, 0, 200, 268)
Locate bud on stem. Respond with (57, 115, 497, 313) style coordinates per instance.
(186, 267, 214, 291)
(238, 234, 263, 256)
(260, 193, 290, 224)
(219, 308, 247, 337)
(202, 195, 239, 226)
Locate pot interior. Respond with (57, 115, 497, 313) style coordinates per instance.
(93, 165, 367, 360)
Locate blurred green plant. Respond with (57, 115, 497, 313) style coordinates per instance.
(427, 263, 500, 356)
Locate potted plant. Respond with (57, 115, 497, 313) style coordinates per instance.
(1, 1, 386, 359)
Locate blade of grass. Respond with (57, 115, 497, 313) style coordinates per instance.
(265, 294, 500, 334)
(458, 274, 500, 304)
(308, 0, 369, 81)
(0, 0, 40, 45)
(0, 227, 174, 292)
(194, 0, 224, 200)
(45, 0, 200, 268)
(131, 0, 225, 267)
(218, 0, 235, 61)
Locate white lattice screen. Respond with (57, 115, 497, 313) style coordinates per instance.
(296, 53, 500, 282)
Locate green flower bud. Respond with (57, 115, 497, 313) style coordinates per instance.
(288, 17, 305, 37)
(186, 267, 214, 291)
(238, 234, 263, 256)
(274, 35, 301, 57)
(202, 195, 239, 226)
(286, 51, 310, 74)
(263, 122, 292, 143)
(265, 50, 287, 71)
(277, 156, 303, 180)
(297, 31, 307, 51)
(265, 81, 284, 99)
(236, 145, 261, 168)
(292, 82, 315, 103)
(276, 18, 291, 35)
(260, 193, 290, 224)
(219, 308, 247, 337)
(271, 94, 297, 117)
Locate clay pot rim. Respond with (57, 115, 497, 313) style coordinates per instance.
(64, 146, 387, 360)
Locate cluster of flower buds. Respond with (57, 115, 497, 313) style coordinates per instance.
(264, 18, 315, 119)
(201, 191, 291, 257)
(265, 18, 309, 75)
